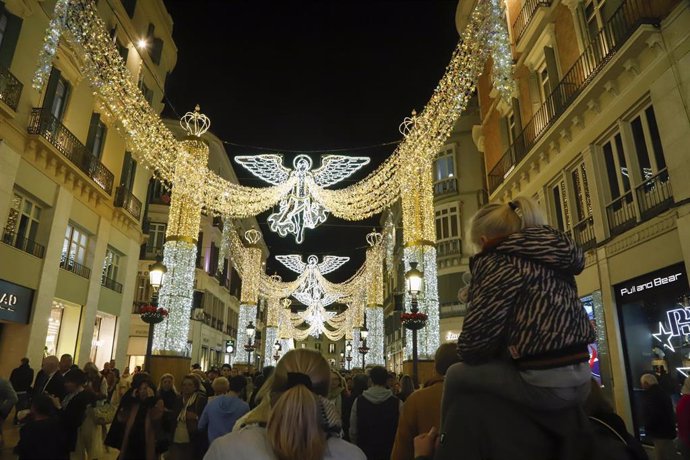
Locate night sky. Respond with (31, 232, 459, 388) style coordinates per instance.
(162, 0, 459, 281)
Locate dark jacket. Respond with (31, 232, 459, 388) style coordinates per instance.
(158, 388, 178, 410)
(458, 226, 595, 366)
(10, 363, 34, 393)
(32, 370, 65, 400)
(350, 387, 400, 460)
(15, 417, 69, 460)
(59, 390, 95, 452)
(106, 390, 168, 459)
(171, 393, 208, 457)
(641, 385, 676, 439)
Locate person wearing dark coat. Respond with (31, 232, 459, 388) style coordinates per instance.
(32, 355, 65, 400)
(641, 373, 677, 460)
(14, 394, 68, 460)
(52, 369, 95, 455)
(105, 373, 168, 460)
(10, 358, 33, 423)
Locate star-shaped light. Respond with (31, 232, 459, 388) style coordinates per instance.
(653, 321, 676, 352)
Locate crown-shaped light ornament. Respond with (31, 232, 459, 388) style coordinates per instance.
(281, 298, 292, 309)
(244, 229, 262, 245)
(399, 109, 417, 137)
(366, 229, 383, 247)
(270, 272, 282, 283)
(180, 104, 211, 137)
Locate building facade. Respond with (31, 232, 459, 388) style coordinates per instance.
(0, 0, 176, 376)
(465, 0, 690, 438)
(383, 98, 486, 375)
(126, 121, 266, 371)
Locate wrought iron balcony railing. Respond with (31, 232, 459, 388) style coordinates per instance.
(0, 65, 23, 111)
(59, 255, 91, 279)
(27, 108, 114, 195)
(512, 0, 552, 45)
(606, 192, 637, 236)
(434, 178, 458, 197)
(436, 238, 462, 258)
(1, 227, 45, 258)
(489, 0, 664, 194)
(573, 216, 596, 251)
(102, 276, 123, 293)
(114, 186, 142, 220)
(636, 168, 673, 220)
(212, 216, 224, 231)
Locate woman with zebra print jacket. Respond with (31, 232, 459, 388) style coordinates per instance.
(441, 196, 596, 422)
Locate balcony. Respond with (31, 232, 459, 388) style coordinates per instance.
(0, 65, 23, 112)
(434, 178, 458, 197)
(512, 0, 552, 45)
(573, 216, 596, 252)
(102, 276, 123, 293)
(489, 0, 665, 194)
(440, 302, 467, 319)
(1, 228, 45, 258)
(437, 238, 462, 258)
(27, 108, 114, 195)
(114, 186, 142, 220)
(606, 192, 637, 236)
(636, 168, 673, 220)
(59, 255, 91, 279)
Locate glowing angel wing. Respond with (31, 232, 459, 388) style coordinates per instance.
(312, 155, 371, 188)
(318, 256, 350, 275)
(234, 154, 291, 185)
(275, 255, 307, 274)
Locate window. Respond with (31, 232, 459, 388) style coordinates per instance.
(116, 41, 128, 63)
(570, 162, 592, 224)
(506, 110, 517, 146)
(138, 77, 153, 104)
(434, 146, 455, 182)
(45, 68, 71, 121)
(120, 151, 137, 191)
(602, 132, 631, 203)
(146, 222, 166, 255)
(6, 192, 41, 244)
(86, 113, 107, 158)
(146, 24, 163, 65)
(122, 0, 136, 18)
(102, 246, 121, 284)
(314, 342, 322, 351)
(537, 63, 550, 104)
(584, 0, 607, 40)
(551, 179, 571, 231)
(435, 205, 460, 241)
(0, 7, 22, 69)
(630, 105, 666, 181)
(62, 224, 89, 266)
(328, 343, 336, 354)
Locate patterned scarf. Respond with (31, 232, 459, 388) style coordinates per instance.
(177, 392, 198, 422)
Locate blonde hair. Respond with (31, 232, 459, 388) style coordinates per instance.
(469, 196, 546, 250)
(158, 373, 178, 394)
(212, 376, 230, 394)
(267, 349, 331, 460)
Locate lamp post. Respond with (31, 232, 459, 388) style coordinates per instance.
(358, 326, 370, 369)
(346, 341, 353, 370)
(143, 259, 167, 372)
(244, 321, 256, 372)
(404, 261, 425, 387)
(273, 340, 282, 362)
(340, 351, 345, 370)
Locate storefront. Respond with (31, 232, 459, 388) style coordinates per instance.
(45, 299, 82, 358)
(89, 312, 117, 369)
(615, 263, 689, 440)
(0, 279, 34, 324)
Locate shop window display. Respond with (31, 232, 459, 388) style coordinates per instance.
(616, 263, 689, 441)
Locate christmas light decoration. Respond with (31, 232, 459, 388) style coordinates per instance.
(264, 326, 278, 366)
(153, 107, 210, 355)
(33, 0, 69, 91)
(487, 0, 516, 104)
(237, 303, 258, 365)
(367, 306, 385, 366)
(403, 246, 440, 360)
(235, 155, 370, 243)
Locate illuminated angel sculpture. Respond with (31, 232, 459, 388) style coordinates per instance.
(235, 154, 370, 243)
(276, 254, 349, 337)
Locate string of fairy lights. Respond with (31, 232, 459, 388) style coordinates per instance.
(34, 0, 515, 364)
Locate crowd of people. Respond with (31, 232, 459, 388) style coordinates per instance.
(3, 196, 690, 459)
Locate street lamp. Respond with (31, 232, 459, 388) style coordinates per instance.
(358, 326, 370, 369)
(340, 351, 345, 370)
(244, 321, 256, 371)
(404, 261, 426, 387)
(143, 259, 167, 372)
(346, 341, 353, 370)
(273, 340, 282, 362)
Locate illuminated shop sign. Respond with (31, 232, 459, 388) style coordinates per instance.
(0, 279, 34, 324)
(445, 331, 460, 342)
(619, 272, 683, 297)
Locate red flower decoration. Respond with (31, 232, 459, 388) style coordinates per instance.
(401, 312, 428, 322)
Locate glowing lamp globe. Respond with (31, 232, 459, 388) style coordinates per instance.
(405, 262, 424, 296)
(148, 260, 167, 290)
(360, 326, 369, 341)
(246, 321, 256, 339)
